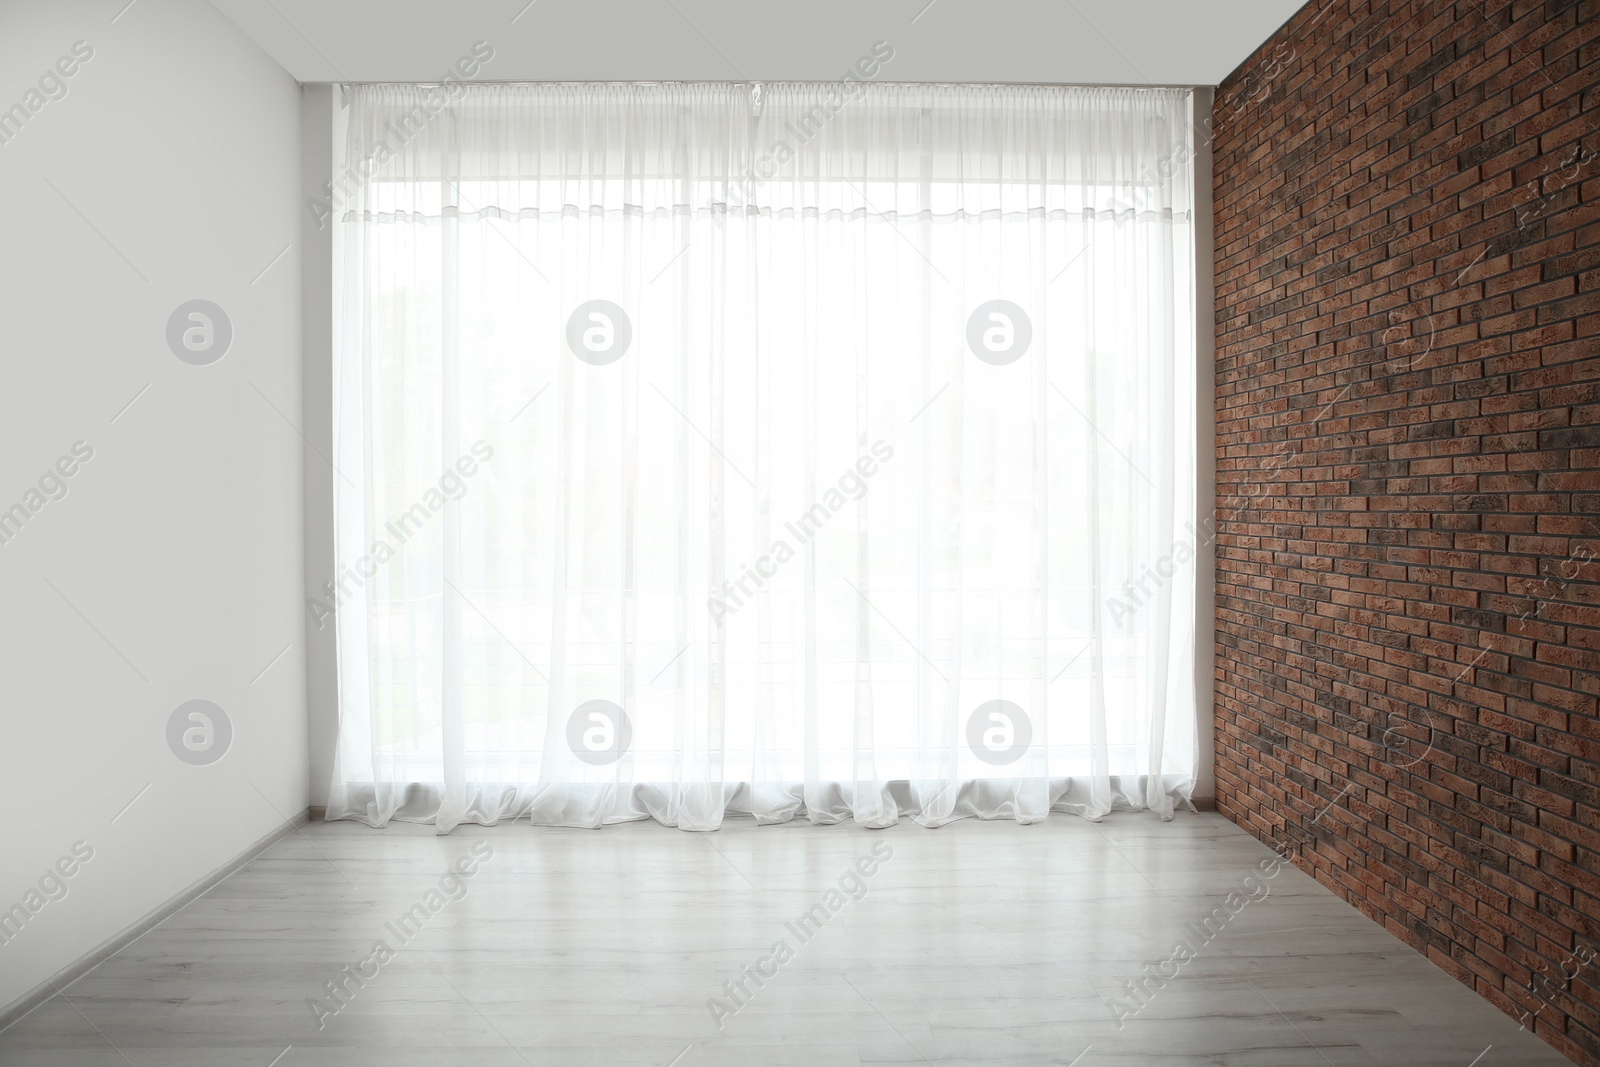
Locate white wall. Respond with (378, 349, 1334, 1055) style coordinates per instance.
(300, 84, 337, 808)
(0, 0, 306, 1014)
(209, 0, 1305, 87)
(1192, 88, 1217, 805)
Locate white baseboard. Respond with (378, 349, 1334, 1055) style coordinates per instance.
(0, 808, 311, 1034)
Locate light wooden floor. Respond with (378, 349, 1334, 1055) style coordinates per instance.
(0, 813, 1565, 1066)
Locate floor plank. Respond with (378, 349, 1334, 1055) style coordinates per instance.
(0, 813, 1565, 1066)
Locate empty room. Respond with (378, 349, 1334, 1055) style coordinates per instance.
(1, 0, 1596, 1063)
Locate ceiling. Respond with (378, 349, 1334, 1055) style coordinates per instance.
(208, 0, 1306, 87)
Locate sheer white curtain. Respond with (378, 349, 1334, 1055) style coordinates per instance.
(327, 82, 1197, 832)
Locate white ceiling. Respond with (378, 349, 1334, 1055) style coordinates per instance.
(208, 0, 1306, 87)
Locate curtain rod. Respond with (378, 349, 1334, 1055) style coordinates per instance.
(310, 80, 1208, 91)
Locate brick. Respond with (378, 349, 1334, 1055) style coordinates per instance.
(1213, 2, 1600, 1062)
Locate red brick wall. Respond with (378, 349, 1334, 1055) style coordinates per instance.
(1211, 1, 1600, 1061)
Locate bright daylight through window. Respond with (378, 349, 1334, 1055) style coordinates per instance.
(326, 79, 1199, 831)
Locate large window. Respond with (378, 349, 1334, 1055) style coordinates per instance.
(328, 82, 1198, 830)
